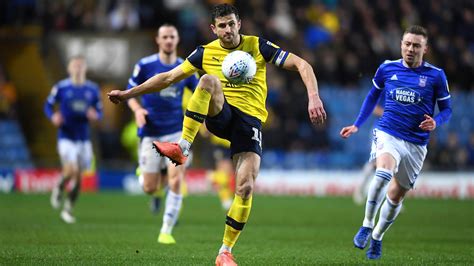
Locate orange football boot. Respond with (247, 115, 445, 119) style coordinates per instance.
(215, 251, 237, 266)
(152, 141, 187, 165)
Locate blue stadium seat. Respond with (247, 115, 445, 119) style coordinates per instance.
(0, 119, 33, 168)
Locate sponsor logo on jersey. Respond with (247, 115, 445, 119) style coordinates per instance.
(71, 100, 87, 112)
(390, 87, 422, 105)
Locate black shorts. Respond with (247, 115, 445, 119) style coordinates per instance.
(205, 101, 262, 157)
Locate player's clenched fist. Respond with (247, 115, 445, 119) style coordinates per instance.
(340, 125, 359, 138)
(107, 90, 127, 104)
(51, 112, 63, 127)
(419, 114, 436, 131)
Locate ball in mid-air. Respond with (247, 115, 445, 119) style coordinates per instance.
(221, 51, 257, 84)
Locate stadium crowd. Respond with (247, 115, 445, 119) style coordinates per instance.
(0, 0, 473, 170)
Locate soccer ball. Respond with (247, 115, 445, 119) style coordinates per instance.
(221, 51, 257, 84)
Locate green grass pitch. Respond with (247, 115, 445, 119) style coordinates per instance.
(1, 193, 473, 265)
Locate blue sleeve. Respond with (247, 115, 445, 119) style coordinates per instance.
(372, 64, 385, 89)
(93, 88, 103, 120)
(434, 97, 452, 126)
(354, 86, 383, 128)
(433, 70, 451, 126)
(187, 46, 204, 70)
(127, 62, 145, 89)
(186, 73, 199, 92)
(435, 70, 451, 101)
(44, 86, 59, 119)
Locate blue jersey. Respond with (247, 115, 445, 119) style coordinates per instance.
(372, 59, 451, 145)
(44, 78, 103, 141)
(127, 54, 199, 138)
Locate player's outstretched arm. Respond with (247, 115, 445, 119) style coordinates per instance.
(108, 66, 191, 104)
(281, 53, 326, 125)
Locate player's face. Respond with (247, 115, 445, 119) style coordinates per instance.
(156, 26, 179, 55)
(401, 33, 427, 67)
(68, 58, 87, 77)
(210, 14, 241, 46)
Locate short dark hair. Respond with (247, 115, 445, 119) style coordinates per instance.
(157, 23, 177, 37)
(211, 4, 239, 24)
(404, 25, 428, 41)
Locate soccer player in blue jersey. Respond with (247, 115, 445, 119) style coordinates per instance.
(108, 4, 326, 265)
(126, 24, 198, 244)
(340, 25, 452, 260)
(45, 56, 102, 224)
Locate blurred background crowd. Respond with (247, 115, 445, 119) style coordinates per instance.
(0, 0, 473, 171)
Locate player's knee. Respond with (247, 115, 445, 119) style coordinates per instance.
(142, 183, 157, 195)
(199, 74, 220, 93)
(62, 164, 77, 178)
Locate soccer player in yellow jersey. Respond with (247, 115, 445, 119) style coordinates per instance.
(108, 4, 326, 265)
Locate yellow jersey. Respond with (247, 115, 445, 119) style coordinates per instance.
(180, 35, 290, 123)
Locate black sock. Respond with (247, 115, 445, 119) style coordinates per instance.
(68, 180, 81, 205)
(58, 176, 68, 191)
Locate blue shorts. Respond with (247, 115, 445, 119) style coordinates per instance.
(205, 101, 262, 157)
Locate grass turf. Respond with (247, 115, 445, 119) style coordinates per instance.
(0, 193, 472, 265)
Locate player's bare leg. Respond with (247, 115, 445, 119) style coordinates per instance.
(141, 172, 162, 195)
(153, 74, 224, 165)
(158, 163, 185, 244)
(51, 163, 75, 210)
(150, 172, 167, 214)
(60, 165, 81, 224)
(216, 152, 259, 266)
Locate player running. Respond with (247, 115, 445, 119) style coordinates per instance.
(126, 24, 198, 244)
(108, 4, 326, 265)
(340, 25, 452, 259)
(45, 56, 102, 224)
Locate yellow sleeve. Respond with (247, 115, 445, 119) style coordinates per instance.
(180, 60, 199, 75)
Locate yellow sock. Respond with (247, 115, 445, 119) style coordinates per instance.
(223, 194, 253, 248)
(182, 87, 211, 143)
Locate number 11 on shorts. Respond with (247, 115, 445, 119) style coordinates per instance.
(251, 127, 262, 149)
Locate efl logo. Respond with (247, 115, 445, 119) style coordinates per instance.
(14, 169, 97, 193)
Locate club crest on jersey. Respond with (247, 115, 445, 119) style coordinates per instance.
(419, 75, 427, 87)
(390, 87, 422, 105)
